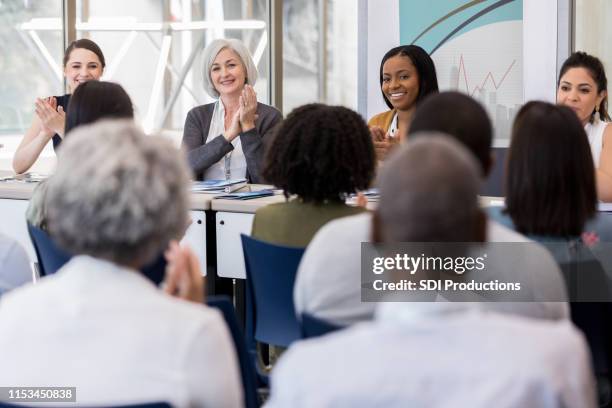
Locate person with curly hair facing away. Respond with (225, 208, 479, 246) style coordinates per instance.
(251, 103, 376, 248)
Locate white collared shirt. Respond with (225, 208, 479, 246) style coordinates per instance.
(0, 256, 242, 408)
(266, 303, 595, 408)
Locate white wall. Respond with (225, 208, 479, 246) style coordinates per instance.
(358, 0, 563, 120)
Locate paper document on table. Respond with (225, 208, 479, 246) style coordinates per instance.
(214, 189, 275, 200)
(191, 179, 247, 193)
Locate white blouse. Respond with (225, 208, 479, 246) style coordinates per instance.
(585, 119, 609, 167)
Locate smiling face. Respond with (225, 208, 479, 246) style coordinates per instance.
(382, 55, 420, 112)
(64, 48, 104, 93)
(210, 48, 247, 98)
(557, 67, 606, 125)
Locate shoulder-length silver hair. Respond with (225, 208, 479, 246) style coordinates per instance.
(45, 120, 191, 268)
(201, 38, 258, 99)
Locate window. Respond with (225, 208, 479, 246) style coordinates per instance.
(0, 0, 271, 172)
(0, 0, 63, 172)
(75, 0, 270, 135)
(283, 0, 357, 114)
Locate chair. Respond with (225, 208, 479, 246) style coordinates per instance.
(0, 402, 171, 408)
(300, 312, 345, 339)
(241, 234, 305, 387)
(207, 296, 259, 408)
(241, 234, 305, 350)
(27, 223, 166, 285)
(27, 223, 71, 276)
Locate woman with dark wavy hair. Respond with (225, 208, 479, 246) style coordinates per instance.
(557, 51, 612, 201)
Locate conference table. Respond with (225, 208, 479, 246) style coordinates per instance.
(0, 174, 286, 285)
(8, 172, 580, 293)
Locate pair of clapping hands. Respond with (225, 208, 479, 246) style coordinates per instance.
(224, 85, 258, 142)
(370, 126, 400, 162)
(35, 97, 66, 139)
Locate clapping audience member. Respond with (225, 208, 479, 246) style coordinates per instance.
(252, 103, 375, 247)
(295, 92, 566, 325)
(0, 121, 242, 407)
(557, 52, 612, 201)
(182, 38, 282, 182)
(266, 137, 595, 408)
(368, 45, 438, 161)
(13, 39, 106, 174)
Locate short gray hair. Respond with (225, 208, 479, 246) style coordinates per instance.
(201, 38, 258, 98)
(46, 120, 191, 267)
(377, 134, 481, 242)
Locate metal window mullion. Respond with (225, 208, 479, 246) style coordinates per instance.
(557, 0, 573, 74)
(269, 0, 283, 112)
(318, 0, 328, 103)
(63, 0, 77, 93)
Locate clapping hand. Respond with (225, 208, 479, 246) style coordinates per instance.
(163, 241, 205, 304)
(239, 85, 257, 132)
(370, 126, 399, 162)
(35, 97, 66, 138)
(224, 109, 242, 142)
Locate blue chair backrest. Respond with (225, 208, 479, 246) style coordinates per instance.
(241, 234, 305, 348)
(300, 312, 344, 339)
(207, 296, 259, 408)
(0, 402, 171, 408)
(27, 223, 71, 276)
(27, 223, 165, 285)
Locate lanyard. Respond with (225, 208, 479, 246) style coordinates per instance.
(224, 151, 233, 180)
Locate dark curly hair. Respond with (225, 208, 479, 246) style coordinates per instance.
(263, 104, 375, 202)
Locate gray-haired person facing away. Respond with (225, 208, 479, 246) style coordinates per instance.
(0, 120, 243, 408)
(266, 136, 595, 408)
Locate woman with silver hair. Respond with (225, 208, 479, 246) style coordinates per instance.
(182, 38, 282, 182)
(0, 120, 243, 407)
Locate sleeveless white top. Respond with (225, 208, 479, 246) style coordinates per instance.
(585, 119, 608, 167)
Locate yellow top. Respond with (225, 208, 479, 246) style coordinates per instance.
(367, 110, 396, 132)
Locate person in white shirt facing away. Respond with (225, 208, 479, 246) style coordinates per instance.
(0, 233, 31, 296)
(294, 92, 567, 326)
(0, 120, 243, 408)
(267, 137, 595, 408)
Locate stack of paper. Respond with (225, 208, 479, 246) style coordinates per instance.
(348, 188, 379, 202)
(191, 179, 247, 193)
(214, 189, 275, 200)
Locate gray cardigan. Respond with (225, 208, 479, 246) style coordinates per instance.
(182, 102, 282, 182)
